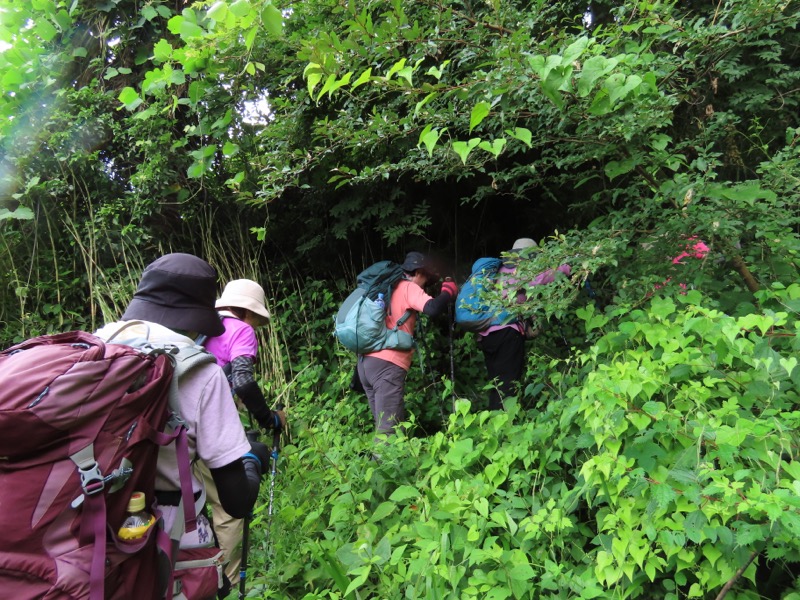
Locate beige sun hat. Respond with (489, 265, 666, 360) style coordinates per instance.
(512, 237, 538, 250)
(216, 279, 271, 324)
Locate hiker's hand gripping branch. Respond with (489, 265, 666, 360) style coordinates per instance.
(230, 355, 286, 434)
(272, 408, 287, 432)
(422, 278, 458, 317)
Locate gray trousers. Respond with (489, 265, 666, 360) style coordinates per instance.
(357, 355, 408, 435)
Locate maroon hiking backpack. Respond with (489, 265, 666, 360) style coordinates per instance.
(0, 329, 206, 600)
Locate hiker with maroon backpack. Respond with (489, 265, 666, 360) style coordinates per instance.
(0, 253, 269, 600)
(95, 253, 271, 598)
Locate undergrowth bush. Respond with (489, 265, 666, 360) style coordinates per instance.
(247, 287, 800, 599)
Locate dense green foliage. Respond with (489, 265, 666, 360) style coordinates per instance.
(2, 0, 800, 597)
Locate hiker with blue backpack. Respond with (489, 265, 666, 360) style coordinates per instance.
(94, 254, 272, 599)
(456, 238, 571, 410)
(349, 251, 457, 441)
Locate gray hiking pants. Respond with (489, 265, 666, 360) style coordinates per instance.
(357, 355, 408, 436)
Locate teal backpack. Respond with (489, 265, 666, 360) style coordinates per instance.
(334, 261, 415, 354)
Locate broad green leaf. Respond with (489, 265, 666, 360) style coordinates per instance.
(244, 26, 258, 51)
(578, 56, 616, 97)
(683, 510, 708, 544)
(478, 138, 506, 158)
(369, 501, 396, 523)
(316, 73, 337, 100)
(413, 92, 437, 117)
(426, 65, 443, 79)
(389, 485, 420, 502)
(305, 64, 323, 97)
(2, 69, 23, 87)
(72, 47, 87, 58)
(397, 66, 414, 85)
(35, 20, 58, 42)
(169, 15, 205, 40)
(604, 158, 636, 180)
(118, 87, 143, 110)
(452, 138, 480, 164)
(222, 142, 239, 157)
(0, 207, 34, 222)
(562, 36, 589, 64)
(261, 3, 283, 36)
(508, 563, 535, 581)
(445, 438, 474, 464)
(351, 68, 372, 90)
(469, 101, 491, 132)
(153, 39, 172, 62)
(541, 69, 567, 108)
(609, 74, 642, 104)
(418, 125, 441, 157)
(386, 58, 407, 81)
(720, 182, 776, 203)
(142, 5, 158, 20)
(344, 564, 371, 596)
(506, 127, 532, 147)
(187, 161, 207, 178)
(703, 544, 722, 567)
(207, 1, 228, 22)
(230, 0, 252, 18)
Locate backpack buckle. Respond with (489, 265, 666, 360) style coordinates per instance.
(167, 411, 186, 431)
(78, 461, 105, 496)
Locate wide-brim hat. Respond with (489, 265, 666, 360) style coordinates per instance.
(401, 251, 429, 273)
(216, 279, 271, 325)
(512, 237, 538, 251)
(122, 253, 224, 337)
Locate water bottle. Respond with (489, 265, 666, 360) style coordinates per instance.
(117, 491, 155, 541)
(375, 293, 386, 310)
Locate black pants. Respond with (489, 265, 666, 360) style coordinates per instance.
(478, 327, 526, 410)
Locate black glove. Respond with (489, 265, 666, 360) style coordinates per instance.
(243, 440, 270, 478)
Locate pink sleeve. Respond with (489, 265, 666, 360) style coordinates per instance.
(530, 263, 571, 286)
(227, 323, 258, 360)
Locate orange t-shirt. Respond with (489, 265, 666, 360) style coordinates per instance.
(368, 279, 432, 371)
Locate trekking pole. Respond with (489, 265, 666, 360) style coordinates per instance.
(239, 407, 283, 599)
(265, 417, 282, 560)
(239, 513, 251, 600)
(446, 286, 456, 414)
(239, 427, 260, 600)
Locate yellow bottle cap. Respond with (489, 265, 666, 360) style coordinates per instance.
(127, 491, 146, 513)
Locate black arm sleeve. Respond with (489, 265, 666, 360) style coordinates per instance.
(209, 458, 261, 519)
(422, 291, 454, 317)
(234, 380, 278, 431)
(229, 355, 278, 431)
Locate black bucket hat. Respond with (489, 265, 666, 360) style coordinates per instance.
(122, 253, 224, 337)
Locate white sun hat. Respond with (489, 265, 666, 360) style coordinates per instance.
(216, 279, 271, 323)
(512, 237, 538, 250)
